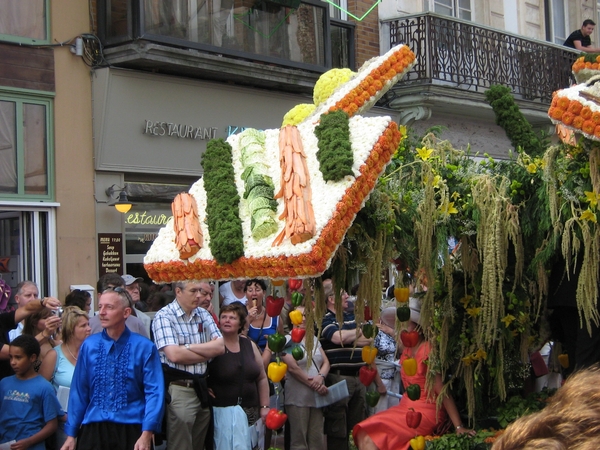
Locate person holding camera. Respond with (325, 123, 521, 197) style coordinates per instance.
(23, 307, 62, 369)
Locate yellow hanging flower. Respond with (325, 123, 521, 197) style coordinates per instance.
(501, 314, 516, 328)
(451, 191, 461, 201)
(580, 208, 597, 223)
(432, 175, 442, 187)
(526, 163, 537, 174)
(439, 200, 458, 215)
(459, 295, 472, 308)
(462, 355, 473, 366)
(467, 307, 481, 317)
(399, 124, 408, 141)
(584, 191, 600, 209)
(416, 147, 434, 161)
(475, 349, 487, 360)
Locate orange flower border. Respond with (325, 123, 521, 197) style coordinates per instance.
(548, 92, 600, 141)
(572, 55, 600, 73)
(144, 122, 401, 283)
(330, 46, 416, 117)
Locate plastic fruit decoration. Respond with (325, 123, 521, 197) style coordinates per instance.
(406, 408, 422, 429)
(266, 295, 285, 317)
(402, 357, 417, 376)
(409, 435, 425, 450)
(271, 279, 284, 286)
(362, 323, 378, 339)
(365, 391, 381, 407)
(359, 365, 377, 386)
(268, 361, 288, 383)
(291, 327, 306, 343)
(406, 383, 421, 401)
(291, 291, 304, 307)
(394, 286, 410, 302)
(289, 309, 303, 326)
(291, 345, 304, 361)
(267, 333, 286, 353)
(361, 346, 378, 365)
(400, 330, 419, 348)
(288, 279, 303, 291)
(396, 304, 411, 322)
(265, 409, 288, 430)
(558, 353, 569, 368)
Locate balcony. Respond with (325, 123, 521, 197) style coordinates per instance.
(97, 0, 354, 94)
(380, 13, 578, 125)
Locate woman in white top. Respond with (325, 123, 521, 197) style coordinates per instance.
(39, 306, 91, 448)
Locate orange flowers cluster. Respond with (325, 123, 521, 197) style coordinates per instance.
(331, 46, 416, 117)
(548, 94, 600, 139)
(572, 55, 600, 73)
(144, 122, 401, 282)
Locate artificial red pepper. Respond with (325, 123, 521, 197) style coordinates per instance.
(267, 361, 288, 383)
(288, 279, 303, 291)
(362, 323, 378, 339)
(400, 330, 420, 348)
(359, 365, 377, 387)
(266, 295, 285, 317)
(396, 304, 411, 322)
(364, 306, 372, 321)
(289, 309, 303, 326)
(406, 383, 421, 401)
(409, 435, 425, 450)
(291, 292, 304, 307)
(365, 391, 381, 407)
(361, 346, 378, 365)
(265, 408, 288, 430)
(267, 332, 286, 353)
(402, 357, 417, 376)
(406, 408, 422, 429)
(291, 327, 306, 343)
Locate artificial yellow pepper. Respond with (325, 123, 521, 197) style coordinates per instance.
(361, 346, 378, 365)
(268, 361, 288, 383)
(558, 353, 569, 369)
(394, 287, 410, 302)
(402, 357, 418, 377)
(409, 435, 425, 450)
(289, 309, 303, 326)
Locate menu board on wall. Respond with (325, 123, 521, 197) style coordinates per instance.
(98, 233, 123, 277)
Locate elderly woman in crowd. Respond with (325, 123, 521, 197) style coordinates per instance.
(281, 305, 330, 450)
(23, 307, 62, 368)
(39, 306, 91, 448)
(208, 302, 270, 449)
(245, 279, 284, 351)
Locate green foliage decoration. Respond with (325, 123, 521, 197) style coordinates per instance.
(314, 110, 354, 181)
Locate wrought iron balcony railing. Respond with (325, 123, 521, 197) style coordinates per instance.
(383, 13, 578, 104)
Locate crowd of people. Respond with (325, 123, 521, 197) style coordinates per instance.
(0, 273, 589, 450)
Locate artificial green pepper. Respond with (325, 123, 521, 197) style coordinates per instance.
(362, 323, 378, 339)
(267, 332, 286, 353)
(365, 391, 381, 407)
(291, 291, 304, 307)
(406, 383, 421, 401)
(396, 304, 411, 322)
(292, 345, 304, 361)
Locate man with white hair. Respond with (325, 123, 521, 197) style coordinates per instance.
(8, 281, 40, 341)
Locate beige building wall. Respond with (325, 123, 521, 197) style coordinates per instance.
(51, 1, 97, 298)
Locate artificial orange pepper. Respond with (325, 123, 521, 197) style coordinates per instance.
(361, 346, 378, 365)
(558, 353, 569, 369)
(289, 309, 303, 326)
(268, 361, 288, 383)
(394, 287, 410, 302)
(409, 435, 425, 450)
(402, 357, 417, 376)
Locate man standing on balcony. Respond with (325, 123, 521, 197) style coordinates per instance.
(564, 19, 600, 53)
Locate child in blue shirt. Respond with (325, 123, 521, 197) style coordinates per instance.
(0, 334, 61, 450)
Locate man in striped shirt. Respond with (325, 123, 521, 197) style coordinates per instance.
(152, 280, 224, 450)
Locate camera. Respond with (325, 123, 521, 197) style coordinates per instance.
(52, 307, 64, 318)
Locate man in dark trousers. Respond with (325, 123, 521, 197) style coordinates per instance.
(564, 19, 600, 52)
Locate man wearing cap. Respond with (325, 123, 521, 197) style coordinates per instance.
(89, 274, 149, 338)
(152, 280, 224, 450)
(319, 279, 386, 450)
(122, 275, 152, 337)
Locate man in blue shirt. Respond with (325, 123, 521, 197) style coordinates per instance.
(61, 287, 164, 450)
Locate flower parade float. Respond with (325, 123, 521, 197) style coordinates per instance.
(144, 43, 416, 282)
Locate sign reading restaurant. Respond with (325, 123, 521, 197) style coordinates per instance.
(143, 120, 218, 140)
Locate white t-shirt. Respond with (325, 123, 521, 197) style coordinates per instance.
(219, 282, 247, 306)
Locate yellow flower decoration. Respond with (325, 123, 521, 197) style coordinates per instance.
(526, 163, 537, 174)
(584, 191, 600, 209)
(432, 175, 442, 187)
(399, 125, 408, 140)
(416, 147, 434, 161)
(467, 307, 481, 317)
(475, 349, 487, 360)
(313, 68, 354, 106)
(451, 191, 460, 201)
(462, 355, 473, 366)
(282, 103, 316, 127)
(501, 314, 516, 328)
(580, 209, 597, 223)
(439, 200, 458, 215)
(459, 295, 472, 308)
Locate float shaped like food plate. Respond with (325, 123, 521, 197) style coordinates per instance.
(144, 44, 416, 282)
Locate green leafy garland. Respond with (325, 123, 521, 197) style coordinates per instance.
(201, 138, 245, 264)
(314, 110, 354, 182)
